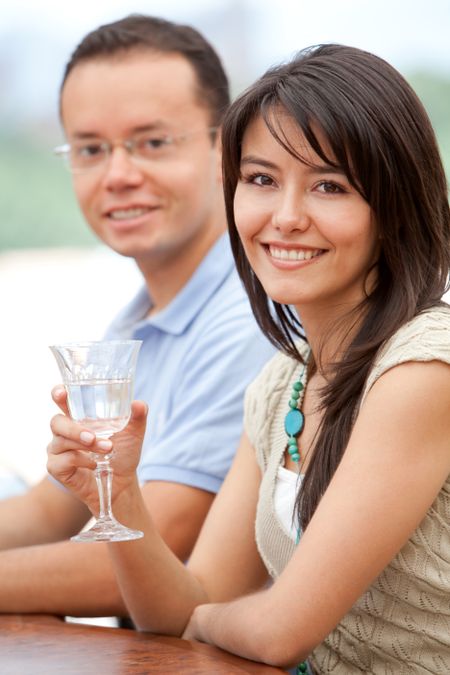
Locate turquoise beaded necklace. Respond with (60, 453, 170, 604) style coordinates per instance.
(284, 356, 309, 466)
(284, 353, 310, 675)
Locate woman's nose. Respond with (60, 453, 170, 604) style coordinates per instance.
(272, 189, 311, 232)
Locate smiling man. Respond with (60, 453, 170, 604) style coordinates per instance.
(0, 15, 273, 618)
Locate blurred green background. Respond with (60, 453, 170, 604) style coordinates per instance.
(1, 0, 450, 252)
(0, 130, 94, 249)
(1, 70, 449, 251)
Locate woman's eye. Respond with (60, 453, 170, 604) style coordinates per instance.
(246, 173, 274, 187)
(316, 181, 344, 194)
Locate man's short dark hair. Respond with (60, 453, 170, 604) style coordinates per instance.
(61, 14, 230, 126)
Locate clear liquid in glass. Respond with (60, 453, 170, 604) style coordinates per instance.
(66, 378, 132, 438)
(50, 340, 143, 542)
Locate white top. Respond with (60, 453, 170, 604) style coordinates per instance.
(245, 306, 450, 673)
(274, 466, 303, 542)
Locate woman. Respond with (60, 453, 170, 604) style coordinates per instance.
(48, 45, 450, 673)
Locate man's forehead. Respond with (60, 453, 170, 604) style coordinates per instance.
(61, 52, 209, 134)
(63, 50, 198, 90)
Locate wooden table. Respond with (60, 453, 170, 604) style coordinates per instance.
(0, 614, 287, 674)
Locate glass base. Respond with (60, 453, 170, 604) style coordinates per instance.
(71, 516, 144, 543)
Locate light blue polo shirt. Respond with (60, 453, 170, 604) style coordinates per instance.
(105, 233, 274, 493)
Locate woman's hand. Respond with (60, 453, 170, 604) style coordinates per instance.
(46, 386, 148, 515)
(182, 604, 214, 643)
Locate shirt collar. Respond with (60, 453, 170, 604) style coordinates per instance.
(111, 233, 235, 337)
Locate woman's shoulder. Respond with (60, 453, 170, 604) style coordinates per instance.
(379, 304, 450, 361)
(362, 304, 450, 402)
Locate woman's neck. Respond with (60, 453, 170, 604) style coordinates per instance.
(298, 301, 365, 376)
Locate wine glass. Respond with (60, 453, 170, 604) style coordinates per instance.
(50, 340, 143, 542)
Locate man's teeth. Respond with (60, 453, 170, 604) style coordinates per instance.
(269, 246, 322, 261)
(110, 207, 149, 220)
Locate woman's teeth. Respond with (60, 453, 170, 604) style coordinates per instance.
(269, 246, 322, 261)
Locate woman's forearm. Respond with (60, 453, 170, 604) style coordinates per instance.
(108, 480, 209, 635)
(185, 591, 308, 669)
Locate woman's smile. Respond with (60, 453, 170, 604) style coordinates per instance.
(266, 243, 326, 265)
(234, 114, 379, 314)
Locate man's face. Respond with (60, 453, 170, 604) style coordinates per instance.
(60, 51, 223, 268)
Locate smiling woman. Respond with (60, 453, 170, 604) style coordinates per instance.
(233, 114, 378, 313)
(46, 43, 450, 674)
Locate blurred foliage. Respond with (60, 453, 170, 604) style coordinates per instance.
(0, 70, 449, 251)
(0, 130, 96, 250)
(408, 71, 450, 176)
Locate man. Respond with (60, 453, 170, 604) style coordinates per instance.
(0, 15, 273, 618)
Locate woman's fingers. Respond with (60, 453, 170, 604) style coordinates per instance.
(50, 413, 87, 443)
(49, 415, 112, 454)
(46, 448, 99, 513)
(46, 401, 147, 511)
(109, 401, 148, 463)
(47, 448, 97, 474)
(48, 399, 147, 484)
(52, 386, 70, 416)
(48, 433, 94, 456)
(125, 400, 148, 440)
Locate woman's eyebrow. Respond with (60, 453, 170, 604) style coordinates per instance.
(305, 164, 346, 176)
(240, 155, 278, 170)
(240, 154, 346, 176)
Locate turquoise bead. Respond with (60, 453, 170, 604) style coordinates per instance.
(289, 398, 299, 408)
(291, 452, 300, 462)
(288, 437, 297, 446)
(293, 381, 304, 392)
(291, 390, 300, 400)
(297, 663, 308, 674)
(288, 444, 298, 455)
(284, 409, 305, 436)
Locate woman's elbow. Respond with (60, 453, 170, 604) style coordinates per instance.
(256, 618, 313, 669)
(260, 643, 310, 670)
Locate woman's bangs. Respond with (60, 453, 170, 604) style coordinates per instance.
(260, 98, 357, 185)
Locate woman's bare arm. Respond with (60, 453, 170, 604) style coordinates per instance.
(183, 360, 450, 668)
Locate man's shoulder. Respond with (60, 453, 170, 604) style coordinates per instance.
(103, 285, 149, 338)
(195, 276, 272, 357)
(208, 265, 251, 310)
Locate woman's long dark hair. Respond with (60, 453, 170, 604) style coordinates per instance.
(222, 44, 450, 530)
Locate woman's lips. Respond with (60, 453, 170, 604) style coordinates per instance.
(268, 244, 324, 261)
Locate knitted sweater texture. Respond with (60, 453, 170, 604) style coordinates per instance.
(244, 306, 450, 674)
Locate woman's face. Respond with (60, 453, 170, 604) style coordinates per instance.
(233, 114, 380, 319)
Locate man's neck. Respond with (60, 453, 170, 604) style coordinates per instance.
(137, 223, 226, 316)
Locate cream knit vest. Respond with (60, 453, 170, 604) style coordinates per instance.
(244, 306, 450, 674)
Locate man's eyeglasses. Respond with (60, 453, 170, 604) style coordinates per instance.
(54, 127, 218, 174)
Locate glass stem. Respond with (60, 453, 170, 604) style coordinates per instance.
(95, 461, 114, 520)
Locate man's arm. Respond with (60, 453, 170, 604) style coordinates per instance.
(0, 478, 213, 616)
(139, 481, 214, 562)
(0, 476, 90, 550)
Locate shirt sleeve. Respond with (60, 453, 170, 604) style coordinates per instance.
(137, 308, 275, 493)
